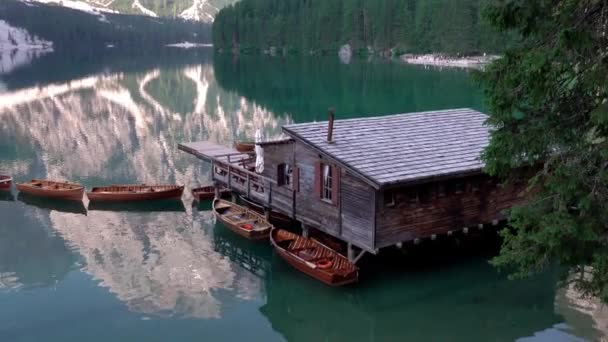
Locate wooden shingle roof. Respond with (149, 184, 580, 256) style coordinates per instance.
(282, 108, 491, 189)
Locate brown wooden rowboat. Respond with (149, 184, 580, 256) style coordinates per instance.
(234, 141, 255, 153)
(192, 185, 230, 202)
(0, 175, 12, 190)
(238, 195, 293, 227)
(213, 199, 272, 240)
(87, 184, 184, 202)
(270, 229, 359, 286)
(15, 179, 84, 201)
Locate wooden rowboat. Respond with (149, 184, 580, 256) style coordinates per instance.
(192, 185, 230, 202)
(234, 141, 255, 153)
(270, 229, 359, 286)
(213, 199, 272, 240)
(0, 175, 12, 190)
(87, 184, 184, 202)
(238, 195, 294, 227)
(15, 179, 84, 201)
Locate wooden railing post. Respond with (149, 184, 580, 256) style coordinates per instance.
(247, 173, 251, 198)
(228, 165, 232, 188)
(268, 182, 273, 207)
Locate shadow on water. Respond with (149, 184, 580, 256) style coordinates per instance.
(261, 230, 564, 342)
(87, 199, 186, 213)
(17, 193, 87, 215)
(0, 191, 15, 202)
(212, 222, 273, 280)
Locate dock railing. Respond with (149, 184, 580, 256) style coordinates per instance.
(211, 153, 294, 217)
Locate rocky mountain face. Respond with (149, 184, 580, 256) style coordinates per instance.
(75, 0, 237, 22)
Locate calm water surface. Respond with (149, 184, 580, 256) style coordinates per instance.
(0, 49, 603, 341)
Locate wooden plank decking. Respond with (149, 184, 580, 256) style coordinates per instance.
(178, 141, 250, 162)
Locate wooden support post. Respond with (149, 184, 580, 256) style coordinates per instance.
(478, 223, 484, 230)
(492, 219, 499, 226)
(302, 225, 310, 238)
(396, 242, 403, 249)
(228, 166, 232, 188)
(347, 243, 366, 264)
(247, 174, 251, 198)
(264, 208, 271, 221)
(431, 234, 437, 241)
(463, 227, 469, 234)
(447, 230, 453, 237)
(231, 192, 237, 202)
(214, 182, 221, 200)
(414, 238, 421, 245)
(268, 182, 273, 207)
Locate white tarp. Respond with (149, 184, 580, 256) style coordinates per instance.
(255, 129, 264, 173)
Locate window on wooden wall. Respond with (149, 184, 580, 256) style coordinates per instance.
(322, 164, 332, 201)
(470, 179, 480, 193)
(315, 161, 340, 205)
(277, 163, 292, 187)
(384, 190, 395, 207)
(408, 190, 419, 204)
(436, 184, 446, 197)
(452, 182, 464, 194)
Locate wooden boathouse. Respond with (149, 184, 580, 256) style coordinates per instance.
(179, 108, 528, 262)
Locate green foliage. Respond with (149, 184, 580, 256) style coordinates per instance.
(212, 0, 513, 55)
(0, 0, 212, 50)
(479, 0, 608, 302)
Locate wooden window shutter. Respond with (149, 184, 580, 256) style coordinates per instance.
(292, 167, 300, 192)
(314, 161, 322, 197)
(331, 165, 340, 206)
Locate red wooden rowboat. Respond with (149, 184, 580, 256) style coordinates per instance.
(213, 199, 272, 240)
(15, 179, 84, 201)
(192, 185, 230, 202)
(0, 175, 12, 190)
(87, 184, 184, 202)
(270, 229, 359, 286)
(234, 141, 255, 153)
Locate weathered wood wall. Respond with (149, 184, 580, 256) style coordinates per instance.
(340, 171, 375, 251)
(293, 141, 341, 235)
(258, 142, 295, 216)
(375, 174, 528, 249)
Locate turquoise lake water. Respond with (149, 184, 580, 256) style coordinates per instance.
(0, 48, 603, 341)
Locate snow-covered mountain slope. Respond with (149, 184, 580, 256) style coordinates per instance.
(24, 0, 237, 22)
(0, 20, 53, 74)
(0, 20, 53, 51)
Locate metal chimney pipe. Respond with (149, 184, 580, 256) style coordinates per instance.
(327, 107, 335, 143)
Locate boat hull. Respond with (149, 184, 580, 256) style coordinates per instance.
(270, 229, 358, 286)
(16, 180, 84, 201)
(238, 195, 293, 227)
(0, 176, 11, 191)
(213, 199, 271, 240)
(234, 142, 255, 153)
(192, 186, 230, 201)
(87, 185, 184, 202)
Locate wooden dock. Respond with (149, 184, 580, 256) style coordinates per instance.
(178, 141, 249, 163)
(178, 140, 294, 218)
